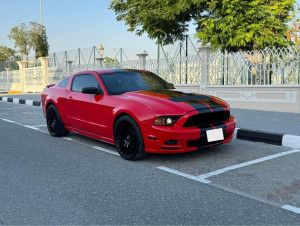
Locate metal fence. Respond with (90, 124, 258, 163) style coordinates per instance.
(1, 46, 300, 92)
(209, 47, 300, 85)
(47, 46, 300, 86)
(0, 69, 20, 92)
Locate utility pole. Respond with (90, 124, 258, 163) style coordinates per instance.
(40, 0, 43, 25)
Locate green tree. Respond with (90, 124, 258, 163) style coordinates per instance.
(8, 23, 31, 60)
(0, 46, 16, 61)
(196, 0, 295, 52)
(29, 22, 49, 59)
(104, 56, 118, 63)
(8, 22, 49, 61)
(109, 0, 296, 52)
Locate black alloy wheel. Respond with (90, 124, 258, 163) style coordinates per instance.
(114, 115, 147, 160)
(46, 105, 69, 137)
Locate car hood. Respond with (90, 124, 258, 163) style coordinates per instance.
(123, 90, 228, 115)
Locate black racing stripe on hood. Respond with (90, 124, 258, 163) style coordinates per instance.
(146, 90, 189, 98)
(168, 95, 210, 102)
(204, 107, 226, 113)
(145, 90, 224, 111)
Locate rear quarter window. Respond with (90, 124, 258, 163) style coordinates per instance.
(58, 78, 69, 88)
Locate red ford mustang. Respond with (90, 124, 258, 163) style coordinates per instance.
(42, 69, 236, 160)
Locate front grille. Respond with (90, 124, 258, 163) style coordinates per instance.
(184, 110, 230, 127)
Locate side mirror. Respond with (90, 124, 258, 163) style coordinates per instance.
(82, 87, 103, 95)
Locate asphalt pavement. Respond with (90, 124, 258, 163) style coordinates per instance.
(0, 101, 300, 224)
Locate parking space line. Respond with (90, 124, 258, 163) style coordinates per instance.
(282, 205, 300, 214)
(24, 125, 41, 131)
(157, 166, 211, 184)
(33, 125, 47, 127)
(0, 118, 14, 123)
(92, 146, 119, 156)
(198, 149, 300, 179)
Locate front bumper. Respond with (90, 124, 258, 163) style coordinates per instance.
(142, 115, 236, 154)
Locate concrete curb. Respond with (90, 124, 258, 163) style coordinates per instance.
(0, 96, 41, 107)
(1, 96, 299, 149)
(234, 128, 300, 149)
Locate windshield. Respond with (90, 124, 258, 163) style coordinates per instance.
(100, 71, 174, 95)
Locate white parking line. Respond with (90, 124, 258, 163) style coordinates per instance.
(33, 125, 47, 127)
(24, 125, 41, 131)
(0, 118, 14, 123)
(198, 149, 300, 179)
(0, 117, 120, 158)
(157, 166, 211, 184)
(282, 205, 300, 214)
(92, 146, 119, 156)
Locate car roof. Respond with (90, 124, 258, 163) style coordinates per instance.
(94, 69, 150, 75)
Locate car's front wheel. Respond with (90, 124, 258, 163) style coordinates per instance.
(114, 115, 147, 160)
(46, 105, 69, 137)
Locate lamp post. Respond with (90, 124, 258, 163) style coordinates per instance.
(136, 50, 148, 70)
(40, 0, 43, 25)
(96, 44, 105, 68)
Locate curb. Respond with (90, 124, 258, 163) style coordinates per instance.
(1, 96, 299, 149)
(234, 128, 300, 149)
(0, 96, 41, 107)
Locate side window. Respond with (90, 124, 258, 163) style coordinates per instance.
(71, 74, 102, 93)
(58, 78, 69, 88)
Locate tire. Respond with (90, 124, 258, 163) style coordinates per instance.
(114, 115, 147, 160)
(46, 105, 69, 137)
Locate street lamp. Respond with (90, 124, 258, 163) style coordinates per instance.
(96, 44, 105, 68)
(98, 44, 104, 58)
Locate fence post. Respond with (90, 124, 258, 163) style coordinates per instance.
(137, 50, 148, 70)
(5, 68, 10, 91)
(95, 58, 104, 68)
(39, 57, 51, 87)
(66, 60, 73, 75)
(198, 46, 212, 94)
(16, 61, 28, 93)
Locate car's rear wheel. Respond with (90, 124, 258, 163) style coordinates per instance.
(114, 115, 147, 160)
(46, 105, 69, 137)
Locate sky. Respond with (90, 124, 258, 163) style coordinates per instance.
(0, 0, 299, 60)
(0, 0, 197, 59)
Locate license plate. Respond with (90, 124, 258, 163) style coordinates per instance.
(206, 128, 224, 142)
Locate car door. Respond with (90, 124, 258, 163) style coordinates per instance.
(66, 73, 105, 135)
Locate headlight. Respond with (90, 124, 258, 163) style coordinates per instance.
(153, 116, 180, 126)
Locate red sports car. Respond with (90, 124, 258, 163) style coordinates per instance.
(42, 69, 236, 160)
